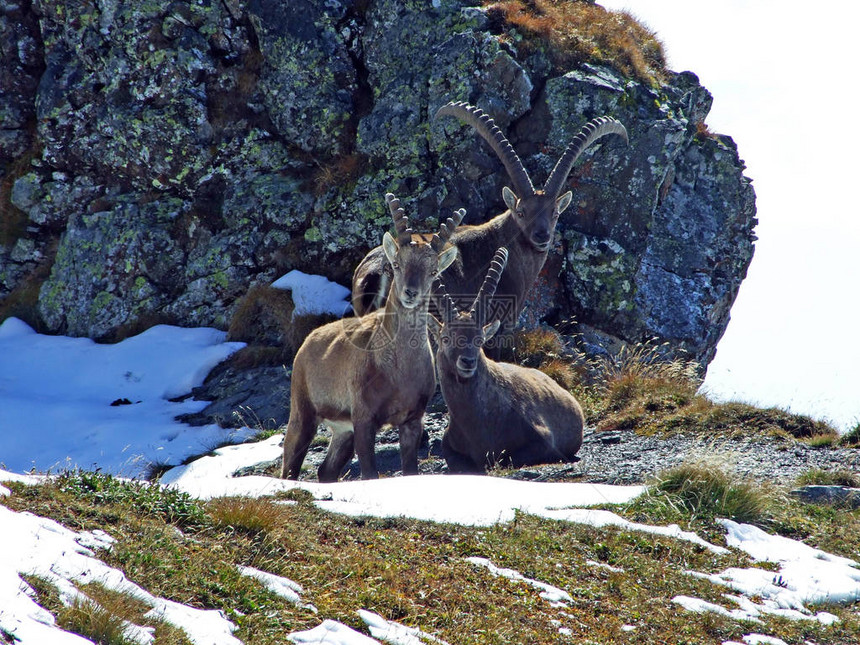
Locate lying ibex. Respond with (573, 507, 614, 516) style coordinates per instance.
(280, 193, 462, 482)
(430, 247, 585, 473)
(352, 101, 627, 357)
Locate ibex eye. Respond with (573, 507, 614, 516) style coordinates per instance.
(392, 262, 400, 270)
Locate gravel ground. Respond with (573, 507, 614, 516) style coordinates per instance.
(186, 364, 860, 487)
(241, 411, 860, 487)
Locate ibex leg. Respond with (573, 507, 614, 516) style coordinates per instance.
(318, 421, 354, 483)
(441, 431, 484, 474)
(398, 417, 423, 476)
(281, 402, 318, 479)
(353, 417, 380, 480)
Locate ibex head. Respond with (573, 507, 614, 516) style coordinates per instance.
(436, 101, 628, 252)
(381, 193, 462, 309)
(431, 247, 509, 378)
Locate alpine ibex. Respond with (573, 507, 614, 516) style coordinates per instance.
(352, 101, 628, 357)
(280, 194, 463, 482)
(430, 247, 585, 473)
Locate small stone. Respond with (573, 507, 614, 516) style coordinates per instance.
(789, 486, 860, 508)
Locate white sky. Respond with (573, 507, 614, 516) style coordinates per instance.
(598, 0, 860, 430)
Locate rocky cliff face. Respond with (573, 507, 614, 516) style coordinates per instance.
(0, 0, 755, 367)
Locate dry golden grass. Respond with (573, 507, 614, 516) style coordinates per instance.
(207, 496, 288, 535)
(538, 357, 580, 390)
(591, 341, 700, 429)
(484, 0, 667, 84)
(227, 284, 336, 365)
(312, 154, 367, 196)
(513, 327, 564, 366)
(520, 337, 844, 446)
(25, 578, 192, 645)
(228, 284, 296, 343)
(58, 596, 136, 645)
(695, 120, 715, 140)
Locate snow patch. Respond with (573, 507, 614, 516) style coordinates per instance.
(237, 565, 317, 612)
(358, 610, 451, 645)
(289, 619, 380, 644)
(676, 518, 855, 626)
(272, 270, 352, 318)
(0, 504, 241, 645)
(467, 557, 572, 607)
(0, 318, 250, 477)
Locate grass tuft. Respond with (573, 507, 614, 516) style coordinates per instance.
(227, 284, 336, 366)
(207, 496, 286, 535)
(537, 357, 581, 391)
(312, 154, 367, 196)
(795, 468, 860, 488)
(513, 328, 565, 367)
(840, 422, 860, 447)
(58, 596, 137, 645)
(591, 341, 701, 431)
(633, 459, 777, 527)
(483, 0, 667, 85)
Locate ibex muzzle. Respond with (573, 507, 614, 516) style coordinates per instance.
(280, 193, 462, 482)
(431, 247, 585, 473)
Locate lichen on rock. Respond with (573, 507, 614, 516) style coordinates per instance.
(0, 0, 755, 373)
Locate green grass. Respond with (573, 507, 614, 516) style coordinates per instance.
(796, 468, 860, 488)
(626, 459, 779, 529)
(55, 470, 208, 528)
(3, 469, 860, 644)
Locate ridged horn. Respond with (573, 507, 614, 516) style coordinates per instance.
(543, 116, 628, 199)
(471, 247, 509, 324)
(385, 192, 412, 246)
(436, 101, 534, 198)
(430, 207, 465, 253)
(432, 278, 458, 324)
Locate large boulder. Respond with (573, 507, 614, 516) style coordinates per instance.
(0, 0, 755, 368)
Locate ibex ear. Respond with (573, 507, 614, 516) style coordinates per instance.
(556, 191, 573, 214)
(382, 231, 398, 264)
(437, 246, 458, 274)
(427, 314, 443, 340)
(502, 186, 518, 213)
(483, 319, 501, 341)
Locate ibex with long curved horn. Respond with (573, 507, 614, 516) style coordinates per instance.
(352, 101, 627, 357)
(430, 247, 585, 473)
(281, 193, 462, 482)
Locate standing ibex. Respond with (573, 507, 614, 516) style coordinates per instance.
(280, 193, 462, 482)
(352, 101, 627, 357)
(430, 247, 585, 473)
